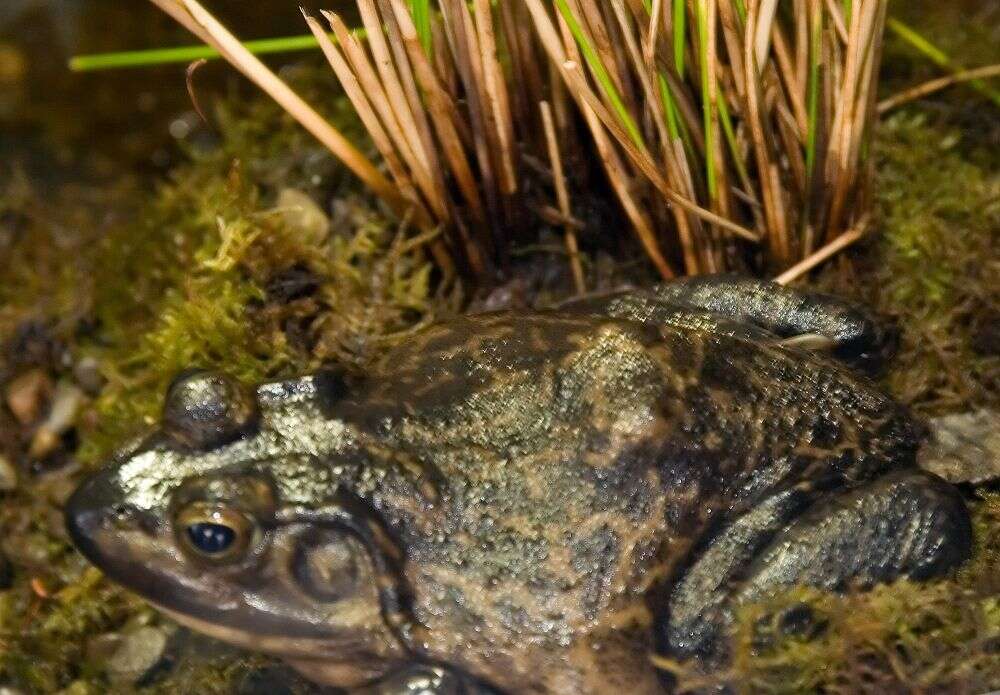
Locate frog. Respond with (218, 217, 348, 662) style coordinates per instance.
(66, 275, 972, 694)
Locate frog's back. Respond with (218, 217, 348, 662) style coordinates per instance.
(357, 310, 916, 494)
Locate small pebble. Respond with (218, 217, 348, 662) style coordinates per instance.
(0, 454, 17, 491)
(103, 626, 170, 686)
(5, 369, 52, 426)
(87, 632, 125, 664)
(919, 409, 1000, 485)
(29, 382, 84, 459)
(0, 686, 28, 695)
(275, 188, 330, 245)
(3, 531, 51, 566)
(72, 357, 105, 396)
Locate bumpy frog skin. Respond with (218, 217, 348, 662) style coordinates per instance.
(67, 276, 972, 694)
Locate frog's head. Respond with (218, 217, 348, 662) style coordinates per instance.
(65, 371, 413, 687)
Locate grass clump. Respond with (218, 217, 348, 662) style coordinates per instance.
(149, 0, 892, 285)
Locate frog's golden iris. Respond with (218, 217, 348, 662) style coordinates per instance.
(174, 502, 259, 564)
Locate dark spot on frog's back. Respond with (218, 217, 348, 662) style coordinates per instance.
(363, 314, 617, 409)
(571, 525, 620, 616)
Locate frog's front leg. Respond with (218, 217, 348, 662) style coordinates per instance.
(351, 664, 500, 695)
(648, 275, 898, 374)
(658, 470, 971, 671)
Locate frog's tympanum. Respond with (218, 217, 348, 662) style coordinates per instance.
(67, 276, 972, 694)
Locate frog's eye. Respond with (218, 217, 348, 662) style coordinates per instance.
(175, 503, 258, 564)
(163, 371, 258, 449)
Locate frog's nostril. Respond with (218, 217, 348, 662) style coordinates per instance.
(65, 472, 135, 555)
(110, 503, 160, 536)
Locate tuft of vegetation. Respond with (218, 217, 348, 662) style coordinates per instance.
(150, 0, 892, 286)
(0, 565, 145, 693)
(1, 77, 451, 466)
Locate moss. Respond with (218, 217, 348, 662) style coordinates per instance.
(2, 7, 997, 693)
(0, 73, 443, 693)
(0, 566, 145, 692)
(61, 67, 442, 465)
(818, 112, 999, 414)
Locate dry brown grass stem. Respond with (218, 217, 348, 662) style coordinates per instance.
(877, 64, 1000, 114)
(773, 215, 868, 285)
(525, 0, 885, 276)
(540, 101, 586, 294)
(550, 8, 676, 279)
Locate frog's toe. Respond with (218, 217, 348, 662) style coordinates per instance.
(351, 664, 497, 695)
(650, 275, 900, 374)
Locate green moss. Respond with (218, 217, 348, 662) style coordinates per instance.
(1, 72, 442, 692)
(0, 567, 144, 692)
(819, 112, 999, 414)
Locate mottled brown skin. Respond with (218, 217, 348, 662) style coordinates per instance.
(66, 277, 971, 694)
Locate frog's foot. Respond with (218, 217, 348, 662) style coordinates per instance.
(350, 664, 500, 694)
(650, 275, 899, 374)
(659, 470, 972, 672)
(563, 275, 898, 374)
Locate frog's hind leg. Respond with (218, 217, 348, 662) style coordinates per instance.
(657, 470, 971, 676)
(559, 275, 897, 374)
(648, 275, 898, 374)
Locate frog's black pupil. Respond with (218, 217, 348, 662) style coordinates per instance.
(187, 522, 236, 554)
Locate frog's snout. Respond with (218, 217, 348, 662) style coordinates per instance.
(65, 471, 129, 561)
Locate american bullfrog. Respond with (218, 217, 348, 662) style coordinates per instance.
(66, 276, 972, 694)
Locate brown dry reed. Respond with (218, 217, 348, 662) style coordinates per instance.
(151, 0, 887, 289)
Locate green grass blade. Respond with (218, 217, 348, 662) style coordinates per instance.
(673, 0, 686, 76)
(410, 0, 433, 54)
(887, 18, 1000, 108)
(658, 73, 697, 165)
(554, 0, 645, 149)
(69, 32, 366, 72)
(657, 73, 681, 140)
(733, 0, 747, 25)
(805, 8, 822, 176)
